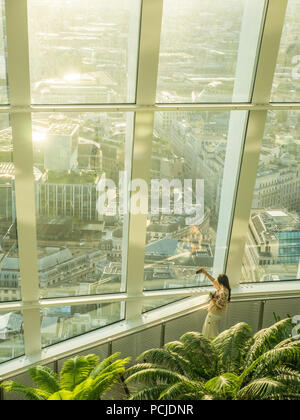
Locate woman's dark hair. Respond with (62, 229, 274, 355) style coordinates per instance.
(217, 274, 231, 302)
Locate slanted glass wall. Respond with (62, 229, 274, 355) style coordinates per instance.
(31, 112, 133, 299)
(41, 302, 125, 348)
(0, 0, 8, 104)
(0, 115, 21, 303)
(242, 111, 300, 283)
(0, 311, 24, 363)
(157, 0, 265, 103)
(144, 111, 248, 291)
(271, 0, 300, 102)
(28, 0, 141, 104)
(0, 0, 299, 366)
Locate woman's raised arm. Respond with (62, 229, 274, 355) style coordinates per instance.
(196, 268, 220, 289)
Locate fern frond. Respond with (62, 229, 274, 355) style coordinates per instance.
(130, 385, 168, 401)
(159, 380, 204, 400)
(242, 341, 300, 383)
(136, 347, 199, 380)
(125, 368, 187, 386)
(273, 367, 300, 394)
(255, 342, 300, 377)
(59, 355, 96, 391)
(28, 366, 60, 394)
(125, 363, 158, 377)
(213, 323, 253, 374)
(163, 341, 185, 355)
(72, 368, 125, 401)
(48, 390, 74, 400)
(90, 353, 121, 379)
(245, 318, 293, 368)
(85, 354, 100, 370)
(92, 357, 130, 378)
(180, 332, 218, 378)
(0, 380, 49, 400)
(274, 336, 300, 349)
(204, 373, 240, 397)
(201, 394, 216, 400)
(263, 393, 300, 401)
(136, 348, 186, 374)
(237, 377, 283, 400)
(180, 332, 213, 352)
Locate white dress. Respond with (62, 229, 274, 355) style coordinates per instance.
(202, 312, 222, 338)
(202, 288, 229, 338)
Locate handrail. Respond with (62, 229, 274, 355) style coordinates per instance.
(0, 293, 300, 390)
(231, 295, 300, 303)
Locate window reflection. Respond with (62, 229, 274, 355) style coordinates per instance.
(32, 112, 132, 298)
(242, 111, 300, 282)
(0, 0, 8, 104)
(157, 0, 265, 103)
(0, 116, 21, 302)
(0, 311, 24, 364)
(28, 0, 141, 104)
(144, 111, 247, 291)
(272, 0, 300, 102)
(41, 302, 124, 348)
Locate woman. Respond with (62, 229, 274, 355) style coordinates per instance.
(196, 268, 231, 338)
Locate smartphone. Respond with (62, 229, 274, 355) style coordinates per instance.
(197, 273, 206, 284)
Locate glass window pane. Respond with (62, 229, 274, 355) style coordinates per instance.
(32, 112, 133, 298)
(156, 0, 265, 103)
(271, 0, 300, 102)
(28, 0, 141, 104)
(41, 302, 124, 348)
(142, 298, 187, 313)
(0, 311, 24, 364)
(144, 111, 247, 291)
(0, 0, 8, 104)
(0, 115, 21, 302)
(242, 111, 300, 283)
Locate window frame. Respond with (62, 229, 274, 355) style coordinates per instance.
(1, 0, 300, 376)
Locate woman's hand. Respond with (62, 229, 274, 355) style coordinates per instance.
(197, 269, 219, 289)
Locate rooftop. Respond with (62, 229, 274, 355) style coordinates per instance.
(45, 171, 100, 185)
(0, 127, 12, 143)
(0, 313, 23, 333)
(0, 162, 43, 182)
(48, 123, 79, 137)
(251, 210, 300, 243)
(146, 238, 179, 257)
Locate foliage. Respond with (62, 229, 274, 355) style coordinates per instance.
(125, 319, 300, 400)
(1, 318, 299, 401)
(273, 312, 291, 323)
(1, 353, 130, 401)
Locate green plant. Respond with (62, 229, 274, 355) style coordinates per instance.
(1, 353, 130, 400)
(273, 312, 292, 323)
(125, 319, 300, 400)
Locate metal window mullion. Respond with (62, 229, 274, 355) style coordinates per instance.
(125, 112, 154, 320)
(213, 0, 267, 277)
(251, 0, 289, 105)
(135, 0, 164, 106)
(5, 0, 41, 356)
(126, 0, 163, 320)
(225, 0, 288, 285)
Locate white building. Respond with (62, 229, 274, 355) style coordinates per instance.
(44, 123, 79, 173)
